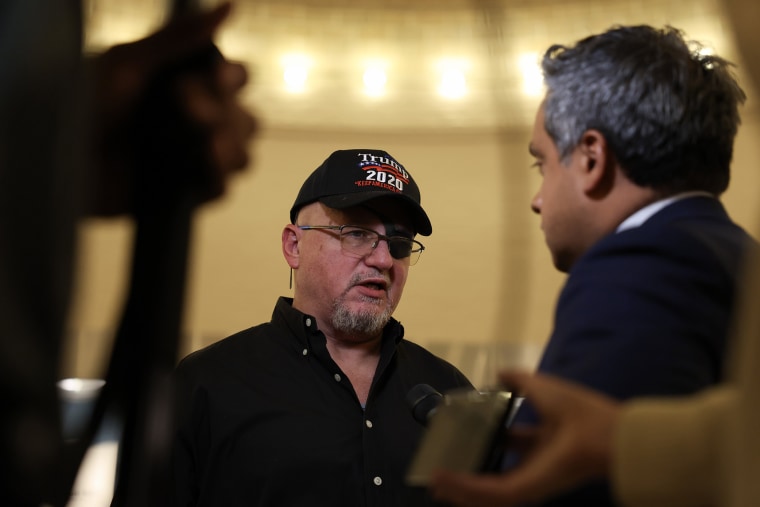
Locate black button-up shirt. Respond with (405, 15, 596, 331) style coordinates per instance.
(172, 297, 472, 506)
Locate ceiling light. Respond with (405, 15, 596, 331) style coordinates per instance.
(518, 53, 543, 97)
(281, 54, 311, 93)
(363, 65, 388, 97)
(437, 59, 469, 99)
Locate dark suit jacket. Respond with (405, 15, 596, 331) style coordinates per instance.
(514, 196, 755, 507)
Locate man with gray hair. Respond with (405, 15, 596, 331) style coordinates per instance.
(431, 24, 754, 507)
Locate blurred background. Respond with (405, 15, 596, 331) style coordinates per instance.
(64, 0, 760, 388)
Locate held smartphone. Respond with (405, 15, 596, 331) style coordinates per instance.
(405, 388, 515, 486)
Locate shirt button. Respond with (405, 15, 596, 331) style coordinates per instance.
(334, 373, 341, 382)
(365, 419, 373, 428)
(302, 348, 308, 356)
(305, 318, 312, 327)
(373, 476, 382, 486)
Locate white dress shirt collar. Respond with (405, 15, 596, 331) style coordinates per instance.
(616, 191, 715, 233)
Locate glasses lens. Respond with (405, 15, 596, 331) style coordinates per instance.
(339, 227, 375, 257)
(388, 238, 413, 259)
(391, 238, 424, 265)
(407, 244, 423, 266)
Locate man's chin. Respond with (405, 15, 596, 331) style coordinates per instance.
(332, 301, 393, 336)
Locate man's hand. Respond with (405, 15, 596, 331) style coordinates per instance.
(429, 371, 621, 507)
(89, 2, 257, 215)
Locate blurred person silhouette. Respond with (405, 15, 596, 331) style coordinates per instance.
(0, 2, 256, 505)
(429, 23, 755, 507)
(171, 149, 473, 507)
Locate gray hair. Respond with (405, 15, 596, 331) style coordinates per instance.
(541, 25, 746, 195)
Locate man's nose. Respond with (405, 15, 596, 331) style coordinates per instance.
(364, 238, 394, 268)
(531, 193, 542, 214)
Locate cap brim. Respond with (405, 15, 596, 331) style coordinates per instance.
(320, 192, 432, 236)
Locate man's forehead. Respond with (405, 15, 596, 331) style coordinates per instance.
(340, 201, 414, 233)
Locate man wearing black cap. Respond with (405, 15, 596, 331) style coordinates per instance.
(171, 149, 472, 506)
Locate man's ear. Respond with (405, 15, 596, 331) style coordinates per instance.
(282, 225, 300, 269)
(577, 129, 614, 197)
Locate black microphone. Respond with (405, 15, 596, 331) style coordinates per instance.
(406, 384, 443, 426)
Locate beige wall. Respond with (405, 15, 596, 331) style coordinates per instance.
(64, 97, 760, 386)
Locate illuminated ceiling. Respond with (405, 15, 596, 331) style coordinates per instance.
(84, 0, 747, 132)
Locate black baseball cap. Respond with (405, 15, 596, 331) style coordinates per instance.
(289, 149, 432, 236)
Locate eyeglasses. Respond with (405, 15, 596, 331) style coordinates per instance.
(297, 225, 425, 265)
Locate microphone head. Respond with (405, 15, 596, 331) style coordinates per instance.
(406, 384, 443, 425)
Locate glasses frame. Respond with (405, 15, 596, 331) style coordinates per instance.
(297, 224, 425, 265)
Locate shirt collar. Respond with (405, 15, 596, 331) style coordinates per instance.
(271, 296, 405, 349)
(616, 191, 715, 233)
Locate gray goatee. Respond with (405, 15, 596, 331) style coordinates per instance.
(331, 273, 393, 335)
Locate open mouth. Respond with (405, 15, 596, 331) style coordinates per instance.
(362, 281, 386, 291)
(353, 274, 389, 294)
